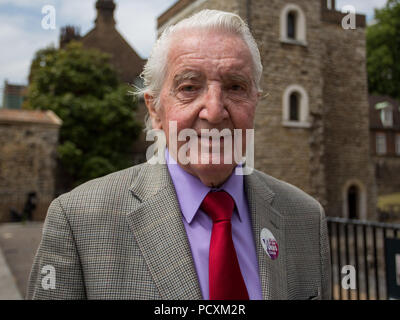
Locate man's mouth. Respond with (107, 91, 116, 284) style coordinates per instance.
(198, 134, 232, 147)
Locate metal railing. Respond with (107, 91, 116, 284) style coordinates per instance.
(327, 217, 400, 300)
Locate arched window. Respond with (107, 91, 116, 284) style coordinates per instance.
(282, 85, 310, 128)
(280, 4, 307, 45)
(289, 92, 299, 121)
(342, 180, 367, 220)
(287, 11, 296, 39)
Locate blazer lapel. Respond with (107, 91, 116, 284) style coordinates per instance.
(126, 162, 202, 299)
(245, 172, 288, 300)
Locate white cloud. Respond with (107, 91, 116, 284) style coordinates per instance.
(0, 0, 51, 7)
(57, 0, 96, 34)
(114, 0, 176, 58)
(0, 13, 58, 84)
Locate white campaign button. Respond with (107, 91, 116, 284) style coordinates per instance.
(260, 228, 279, 260)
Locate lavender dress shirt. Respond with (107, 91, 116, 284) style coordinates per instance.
(165, 149, 263, 300)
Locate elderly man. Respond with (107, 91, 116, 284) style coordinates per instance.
(27, 9, 331, 300)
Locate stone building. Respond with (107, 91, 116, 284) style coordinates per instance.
(2, 80, 27, 109)
(369, 95, 400, 197)
(0, 109, 62, 222)
(60, 0, 145, 85)
(60, 0, 149, 164)
(157, 0, 377, 220)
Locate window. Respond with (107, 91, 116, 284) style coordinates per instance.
(342, 179, 367, 220)
(375, 101, 393, 127)
(396, 134, 400, 156)
(287, 12, 296, 39)
(376, 133, 387, 155)
(289, 92, 299, 121)
(280, 4, 307, 45)
(380, 107, 393, 127)
(282, 85, 310, 128)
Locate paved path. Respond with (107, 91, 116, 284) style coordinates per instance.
(0, 222, 43, 299)
(0, 248, 21, 299)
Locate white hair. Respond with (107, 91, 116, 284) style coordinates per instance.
(136, 9, 263, 131)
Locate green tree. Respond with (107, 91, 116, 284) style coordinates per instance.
(367, 0, 400, 100)
(25, 42, 141, 185)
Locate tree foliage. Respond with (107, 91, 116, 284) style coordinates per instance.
(25, 42, 141, 185)
(367, 0, 400, 100)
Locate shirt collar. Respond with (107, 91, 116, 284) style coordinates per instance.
(165, 148, 246, 224)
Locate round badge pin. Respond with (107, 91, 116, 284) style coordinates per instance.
(260, 228, 279, 260)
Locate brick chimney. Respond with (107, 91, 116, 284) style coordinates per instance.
(59, 25, 81, 48)
(95, 0, 116, 27)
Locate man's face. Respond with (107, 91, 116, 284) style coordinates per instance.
(146, 29, 259, 187)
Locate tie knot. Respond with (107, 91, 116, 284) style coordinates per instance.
(200, 191, 235, 222)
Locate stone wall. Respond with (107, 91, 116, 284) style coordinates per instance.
(0, 112, 61, 222)
(250, 0, 325, 201)
(321, 20, 376, 219)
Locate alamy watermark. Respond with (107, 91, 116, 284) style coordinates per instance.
(41, 5, 56, 30)
(341, 5, 356, 30)
(145, 121, 254, 175)
(41, 264, 56, 290)
(341, 265, 356, 290)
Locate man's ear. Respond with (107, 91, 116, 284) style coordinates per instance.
(144, 92, 162, 130)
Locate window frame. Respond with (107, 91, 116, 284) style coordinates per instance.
(280, 3, 307, 46)
(282, 84, 310, 128)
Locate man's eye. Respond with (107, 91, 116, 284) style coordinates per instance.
(181, 85, 197, 92)
(230, 84, 244, 92)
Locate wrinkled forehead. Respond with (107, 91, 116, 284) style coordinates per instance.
(165, 28, 254, 76)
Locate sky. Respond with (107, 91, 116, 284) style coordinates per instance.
(0, 0, 388, 101)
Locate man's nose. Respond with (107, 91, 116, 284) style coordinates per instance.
(199, 84, 228, 124)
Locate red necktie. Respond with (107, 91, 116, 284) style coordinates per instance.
(201, 191, 249, 300)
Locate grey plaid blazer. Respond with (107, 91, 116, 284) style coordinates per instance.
(27, 161, 331, 300)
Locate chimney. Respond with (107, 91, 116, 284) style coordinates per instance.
(95, 0, 116, 27)
(59, 25, 81, 48)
